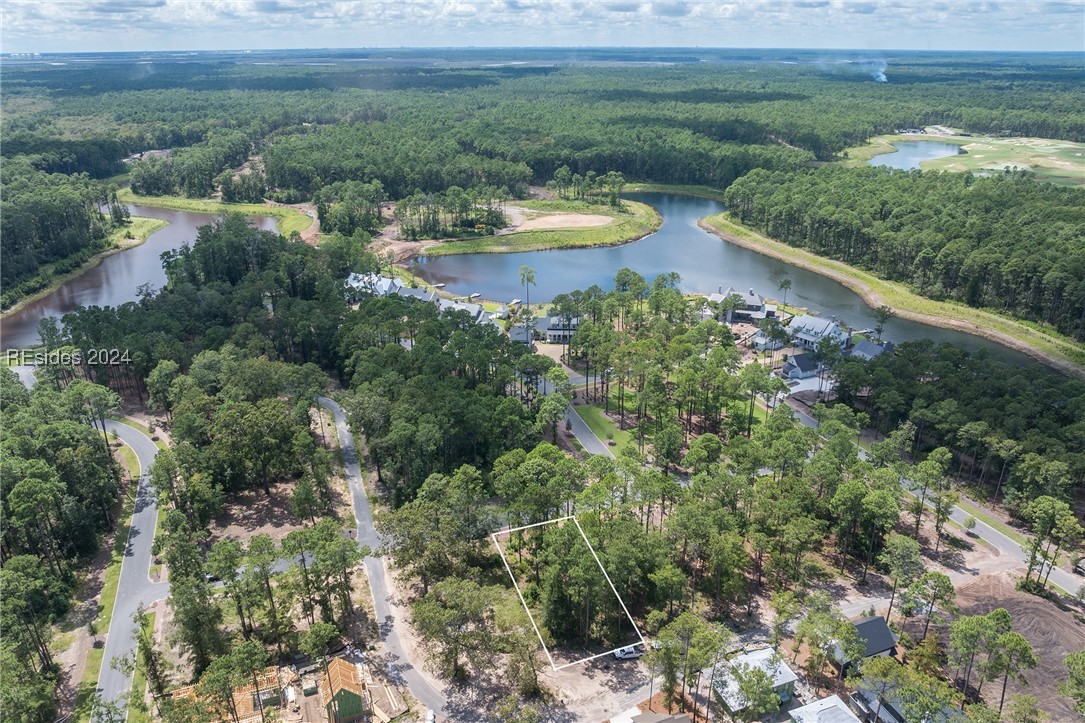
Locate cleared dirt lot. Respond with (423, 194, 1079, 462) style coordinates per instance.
(515, 213, 614, 231)
(956, 571, 1085, 721)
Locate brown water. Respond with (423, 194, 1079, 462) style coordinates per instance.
(1, 204, 278, 348)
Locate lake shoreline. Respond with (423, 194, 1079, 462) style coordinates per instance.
(1, 217, 168, 321)
(117, 189, 314, 237)
(399, 199, 662, 259)
(700, 213, 1085, 379)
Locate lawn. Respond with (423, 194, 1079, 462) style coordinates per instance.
(117, 188, 312, 236)
(573, 403, 633, 452)
(423, 199, 660, 256)
(623, 182, 727, 202)
(701, 213, 1085, 377)
(128, 612, 157, 723)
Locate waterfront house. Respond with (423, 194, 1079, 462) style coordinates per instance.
(789, 314, 850, 349)
(702, 286, 777, 324)
(850, 339, 894, 362)
(545, 316, 581, 344)
(345, 272, 402, 300)
(714, 647, 798, 718)
(437, 298, 486, 323)
(782, 352, 819, 380)
(509, 326, 534, 345)
(790, 695, 862, 723)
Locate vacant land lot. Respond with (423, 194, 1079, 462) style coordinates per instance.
(956, 572, 1085, 721)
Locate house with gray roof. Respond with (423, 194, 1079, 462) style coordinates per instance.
(782, 352, 819, 380)
(702, 286, 778, 324)
(790, 695, 861, 723)
(850, 339, 894, 362)
(789, 314, 850, 350)
(714, 647, 798, 717)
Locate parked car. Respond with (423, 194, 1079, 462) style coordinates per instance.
(425, 711, 436, 723)
(613, 643, 646, 659)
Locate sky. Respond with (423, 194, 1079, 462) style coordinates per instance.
(2, 1, 1083, 54)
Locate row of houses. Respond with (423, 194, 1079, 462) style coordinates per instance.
(346, 272, 503, 328)
(711, 616, 944, 723)
(171, 658, 406, 723)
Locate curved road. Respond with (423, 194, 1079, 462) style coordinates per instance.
(317, 397, 447, 715)
(96, 420, 168, 715)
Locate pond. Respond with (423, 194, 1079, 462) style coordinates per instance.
(867, 140, 963, 170)
(415, 192, 1033, 364)
(0, 205, 278, 349)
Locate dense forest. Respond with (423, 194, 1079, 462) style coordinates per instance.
(3, 52, 1082, 297)
(724, 168, 1085, 339)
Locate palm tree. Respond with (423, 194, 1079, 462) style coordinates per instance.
(519, 265, 537, 336)
(777, 277, 792, 309)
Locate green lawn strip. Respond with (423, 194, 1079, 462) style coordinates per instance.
(623, 182, 727, 202)
(423, 199, 660, 256)
(73, 647, 105, 721)
(702, 213, 1085, 375)
(573, 403, 633, 452)
(117, 188, 312, 236)
(113, 417, 168, 450)
(954, 496, 1030, 548)
(128, 612, 156, 723)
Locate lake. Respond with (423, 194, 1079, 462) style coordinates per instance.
(0, 205, 278, 349)
(416, 192, 1034, 363)
(868, 140, 963, 170)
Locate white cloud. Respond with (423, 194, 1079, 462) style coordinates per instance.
(0, 0, 1081, 52)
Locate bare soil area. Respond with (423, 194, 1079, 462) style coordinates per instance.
(956, 572, 1085, 721)
(206, 481, 309, 545)
(515, 213, 614, 231)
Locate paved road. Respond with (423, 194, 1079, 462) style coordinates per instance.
(317, 397, 446, 717)
(96, 420, 169, 715)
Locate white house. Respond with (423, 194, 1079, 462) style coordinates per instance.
(702, 287, 777, 324)
(789, 314, 849, 350)
(714, 647, 798, 717)
(544, 316, 580, 344)
(437, 299, 486, 323)
(781, 352, 819, 380)
(345, 272, 403, 299)
(789, 695, 861, 723)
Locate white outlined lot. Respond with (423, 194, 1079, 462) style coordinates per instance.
(491, 514, 646, 671)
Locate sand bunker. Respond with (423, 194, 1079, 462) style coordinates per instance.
(516, 213, 614, 231)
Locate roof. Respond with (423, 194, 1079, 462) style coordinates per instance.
(854, 616, 897, 658)
(850, 339, 891, 360)
(854, 677, 964, 723)
(437, 299, 484, 320)
(715, 647, 798, 712)
(787, 353, 818, 373)
(171, 668, 282, 723)
(547, 316, 580, 330)
(790, 695, 861, 723)
(397, 286, 437, 303)
(509, 326, 533, 343)
(320, 658, 364, 701)
(346, 272, 402, 297)
(790, 314, 840, 338)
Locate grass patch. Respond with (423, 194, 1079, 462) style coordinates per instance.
(113, 417, 167, 450)
(423, 199, 660, 256)
(623, 182, 727, 202)
(73, 646, 105, 721)
(954, 496, 1029, 548)
(128, 612, 156, 723)
(573, 403, 633, 452)
(117, 188, 312, 236)
(701, 213, 1085, 377)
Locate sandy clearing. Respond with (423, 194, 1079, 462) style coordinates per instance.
(515, 213, 614, 231)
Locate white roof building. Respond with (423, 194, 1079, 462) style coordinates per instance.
(715, 647, 798, 713)
(346, 272, 403, 298)
(789, 695, 861, 723)
(789, 314, 849, 349)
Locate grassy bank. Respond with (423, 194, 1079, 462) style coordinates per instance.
(840, 133, 1085, 187)
(573, 403, 632, 453)
(422, 199, 660, 256)
(623, 182, 727, 202)
(1, 217, 167, 315)
(117, 188, 312, 236)
(128, 612, 156, 723)
(701, 213, 1085, 377)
